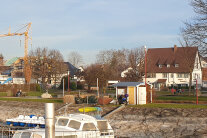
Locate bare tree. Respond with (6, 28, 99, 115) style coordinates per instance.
(29, 47, 66, 88)
(83, 64, 110, 92)
(96, 49, 129, 80)
(181, 0, 207, 56)
(68, 51, 83, 67)
(179, 38, 199, 95)
(124, 47, 145, 81)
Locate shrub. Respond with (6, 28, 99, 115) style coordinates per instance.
(70, 82, 77, 90)
(36, 84, 41, 92)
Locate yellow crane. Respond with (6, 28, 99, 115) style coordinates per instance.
(0, 22, 32, 84)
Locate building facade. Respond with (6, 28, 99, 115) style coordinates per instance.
(145, 46, 202, 89)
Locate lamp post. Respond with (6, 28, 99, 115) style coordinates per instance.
(68, 70, 70, 92)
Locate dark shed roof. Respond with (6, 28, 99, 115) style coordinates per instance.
(112, 82, 144, 87)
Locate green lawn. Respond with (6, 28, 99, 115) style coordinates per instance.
(156, 95, 207, 101)
(155, 90, 196, 96)
(130, 103, 207, 109)
(0, 92, 7, 97)
(0, 97, 63, 103)
(28, 91, 57, 97)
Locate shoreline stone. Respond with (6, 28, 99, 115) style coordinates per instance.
(0, 101, 207, 138)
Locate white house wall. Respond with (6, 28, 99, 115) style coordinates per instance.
(192, 52, 202, 86)
(146, 73, 190, 87)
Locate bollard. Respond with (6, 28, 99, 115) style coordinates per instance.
(45, 103, 55, 138)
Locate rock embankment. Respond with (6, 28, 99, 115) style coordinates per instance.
(108, 107, 207, 138)
(0, 101, 207, 138)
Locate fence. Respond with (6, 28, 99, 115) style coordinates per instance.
(0, 84, 37, 96)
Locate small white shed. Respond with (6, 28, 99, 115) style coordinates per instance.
(112, 82, 152, 105)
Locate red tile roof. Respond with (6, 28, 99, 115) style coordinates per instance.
(146, 46, 198, 73)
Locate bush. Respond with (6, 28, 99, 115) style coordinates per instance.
(36, 84, 41, 92)
(88, 96, 97, 103)
(70, 82, 77, 90)
(77, 83, 84, 90)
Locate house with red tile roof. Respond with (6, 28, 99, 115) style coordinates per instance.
(145, 45, 202, 90)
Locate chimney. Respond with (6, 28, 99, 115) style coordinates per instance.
(174, 45, 177, 53)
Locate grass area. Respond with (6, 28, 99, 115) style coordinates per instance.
(0, 97, 63, 103)
(129, 103, 207, 109)
(28, 91, 57, 97)
(0, 92, 7, 97)
(157, 95, 207, 101)
(106, 89, 116, 93)
(155, 90, 196, 96)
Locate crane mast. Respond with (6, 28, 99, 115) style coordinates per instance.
(0, 23, 32, 84)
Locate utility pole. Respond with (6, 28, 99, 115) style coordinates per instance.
(144, 46, 147, 86)
(68, 70, 70, 92)
(97, 78, 99, 98)
(63, 78, 65, 97)
(196, 76, 198, 105)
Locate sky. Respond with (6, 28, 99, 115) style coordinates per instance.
(0, 0, 195, 66)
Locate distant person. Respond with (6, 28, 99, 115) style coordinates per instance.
(16, 89, 22, 97)
(171, 88, 175, 95)
(118, 95, 123, 104)
(124, 93, 129, 104)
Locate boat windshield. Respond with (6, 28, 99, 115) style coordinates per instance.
(82, 123, 96, 131)
(57, 118, 69, 126)
(68, 120, 81, 130)
(13, 132, 21, 138)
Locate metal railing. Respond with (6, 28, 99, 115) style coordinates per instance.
(0, 128, 115, 138)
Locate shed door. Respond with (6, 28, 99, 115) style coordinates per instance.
(128, 87, 135, 104)
(138, 87, 146, 104)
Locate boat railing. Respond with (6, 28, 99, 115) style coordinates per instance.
(0, 127, 115, 138)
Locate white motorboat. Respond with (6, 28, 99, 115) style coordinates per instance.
(12, 113, 114, 138)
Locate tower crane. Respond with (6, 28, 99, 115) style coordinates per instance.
(0, 22, 32, 84)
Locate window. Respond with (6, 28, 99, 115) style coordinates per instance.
(175, 64, 179, 67)
(57, 118, 69, 126)
(33, 133, 43, 138)
(184, 74, 188, 78)
(193, 73, 200, 79)
(171, 73, 174, 78)
(162, 73, 167, 78)
(177, 73, 182, 78)
(159, 64, 162, 68)
(181, 84, 188, 87)
(21, 132, 32, 138)
(68, 120, 81, 130)
(82, 123, 96, 131)
(13, 132, 21, 138)
(167, 64, 170, 68)
(147, 73, 156, 78)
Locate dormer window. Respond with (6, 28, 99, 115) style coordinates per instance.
(175, 64, 179, 67)
(167, 64, 170, 68)
(159, 64, 162, 68)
